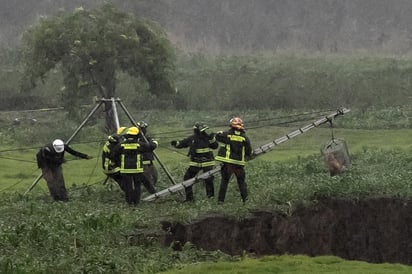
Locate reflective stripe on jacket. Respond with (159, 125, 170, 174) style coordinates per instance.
(102, 135, 121, 174)
(111, 136, 158, 175)
(175, 131, 218, 167)
(120, 143, 143, 174)
(215, 128, 252, 166)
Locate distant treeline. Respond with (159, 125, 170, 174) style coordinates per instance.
(1, 49, 411, 111)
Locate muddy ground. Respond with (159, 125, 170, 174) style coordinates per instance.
(160, 198, 412, 265)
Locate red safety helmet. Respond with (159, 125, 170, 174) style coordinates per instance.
(230, 117, 244, 130)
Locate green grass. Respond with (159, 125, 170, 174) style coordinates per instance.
(0, 142, 104, 193)
(1, 109, 412, 273)
(161, 255, 412, 274)
(249, 127, 412, 162)
(2, 126, 412, 193)
(2, 52, 412, 273)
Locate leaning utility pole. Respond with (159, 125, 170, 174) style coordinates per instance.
(24, 97, 179, 195)
(142, 107, 351, 202)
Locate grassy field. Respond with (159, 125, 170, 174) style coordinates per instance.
(1, 108, 411, 273)
(2, 50, 412, 272)
(161, 255, 412, 274)
(1, 125, 411, 193)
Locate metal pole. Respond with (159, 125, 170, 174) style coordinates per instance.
(23, 173, 43, 196)
(66, 100, 104, 144)
(143, 165, 222, 202)
(24, 100, 104, 195)
(111, 97, 120, 129)
(253, 108, 351, 155)
(117, 99, 179, 186)
(117, 99, 138, 127)
(144, 107, 351, 202)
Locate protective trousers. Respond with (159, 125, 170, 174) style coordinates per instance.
(218, 163, 248, 203)
(142, 164, 158, 193)
(120, 174, 143, 205)
(42, 165, 68, 201)
(109, 173, 125, 191)
(183, 165, 215, 201)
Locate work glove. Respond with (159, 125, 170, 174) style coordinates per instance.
(246, 151, 255, 161)
(86, 155, 93, 160)
(152, 140, 159, 148)
(170, 140, 177, 147)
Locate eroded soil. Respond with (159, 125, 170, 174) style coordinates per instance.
(161, 198, 412, 265)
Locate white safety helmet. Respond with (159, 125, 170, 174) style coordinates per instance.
(52, 139, 65, 153)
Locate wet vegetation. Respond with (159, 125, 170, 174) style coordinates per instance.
(1, 108, 411, 272)
(1, 2, 412, 273)
(1, 51, 412, 272)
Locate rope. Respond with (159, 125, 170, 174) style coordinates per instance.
(0, 115, 323, 155)
(0, 156, 36, 163)
(85, 141, 104, 185)
(0, 140, 105, 154)
(70, 179, 105, 191)
(0, 109, 332, 154)
(328, 117, 335, 141)
(0, 105, 91, 114)
(153, 109, 332, 137)
(0, 109, 336, 192)
(0, 168, 40, 193)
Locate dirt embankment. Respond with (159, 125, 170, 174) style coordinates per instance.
(161, 198, 412, 265)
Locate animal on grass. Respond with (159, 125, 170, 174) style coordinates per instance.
(327, 153, 341, 176)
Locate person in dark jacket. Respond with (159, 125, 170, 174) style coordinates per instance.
(215, 117, 252, 204)
(36, 139, 92, 201)
(111, 126, 158, 205)
(137, 121, 157, 194)
(171, 122, 218, 202)
(102, 126, 128, 190)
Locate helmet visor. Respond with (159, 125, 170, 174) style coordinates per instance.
(52, 139, 65, 153)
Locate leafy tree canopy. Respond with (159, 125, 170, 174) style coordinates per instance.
(21, 3, 175, 125)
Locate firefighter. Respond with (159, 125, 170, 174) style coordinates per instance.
(137, 121, 157, 194)
(170, 122, 218, 202)
(215, 117, 252, 204)
(36, 139, 92, 201)
(111, 126, 158, 205)
(101, 126, 128, 190)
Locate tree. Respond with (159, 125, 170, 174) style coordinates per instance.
(21, 4, 175, 133)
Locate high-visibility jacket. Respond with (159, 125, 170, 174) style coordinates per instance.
(111, 136, 158, 174)
(138, 135, 156, 165)
(174, 131, 218, 167)
(102, 134, 123, 175)
(215, 128, 252, 166)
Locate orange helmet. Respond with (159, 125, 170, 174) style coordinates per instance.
(230, 117, 244, 130)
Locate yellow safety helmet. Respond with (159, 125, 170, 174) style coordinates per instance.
(126, 126, 140, 136)
(116, 127, 128, 135)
